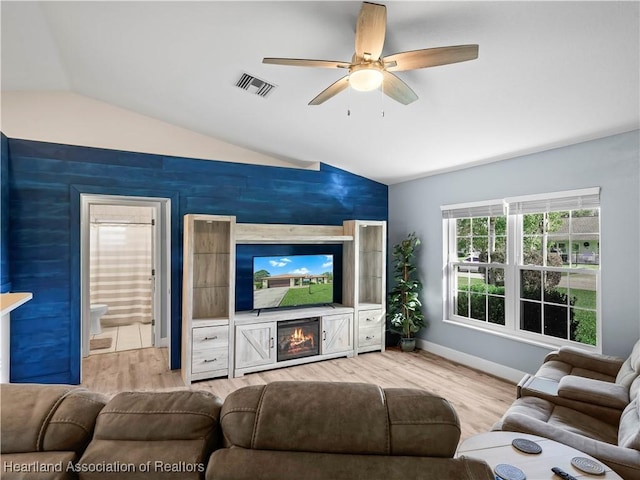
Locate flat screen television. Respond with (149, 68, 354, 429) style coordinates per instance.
(253, 254, 334, 310)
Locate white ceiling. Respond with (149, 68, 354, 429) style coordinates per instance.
(2, 1, 639, 185)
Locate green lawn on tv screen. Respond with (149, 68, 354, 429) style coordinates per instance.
(279, 283, 333, 307)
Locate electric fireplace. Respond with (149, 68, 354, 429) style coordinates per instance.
(277, 317, 320, 362)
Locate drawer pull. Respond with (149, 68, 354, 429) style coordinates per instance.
(203, 336, 218, 340)
(366, 317, 372, 322)
(203, 358, 217, 363)
(366, 335, 375, 340)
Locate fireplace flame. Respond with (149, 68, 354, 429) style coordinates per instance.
(290, 327, 315, 349)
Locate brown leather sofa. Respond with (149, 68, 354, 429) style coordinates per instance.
(494, 341, 640, 479)
(208, 381, 493, 480)
(1, 381, 494, 480)
(77, 390, 223, 480)
(1, 384, 108, 480)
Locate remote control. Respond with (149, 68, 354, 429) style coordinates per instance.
(551, 467, 578, 480)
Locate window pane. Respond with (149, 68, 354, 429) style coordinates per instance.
(571, 309, 596, 346)
(568, 273, 596, 310)
(492, 216, 507, 236)
(571, 234, 599, 266)
(456, 292, 469, 317)
(523, 236, 543, 265)
(458, 238, 471, 259)
(473, 237, 488, 257)
(544, 304, 568, 339)
(544, 271, 567, 303)
(457, 268, 470, 292)
(488, 296, 505, 325)
(456, 218, 471, 236)
(523, 213, 544, 234)
(472, 217, 488, 235)
(470, 293, 486, 321)
(571, 210, 599, 234)
(546, 211, 566, 234)
(521, 301, 541, 333)
(487, 268, 505, 288)
(521, 269, 542, 300)
(490, 236, 506, 263)
(547, 235, 566, 266)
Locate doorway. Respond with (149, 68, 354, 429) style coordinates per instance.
(80, 195, 171, 372)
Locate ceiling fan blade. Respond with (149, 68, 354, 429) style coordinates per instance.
(309, 76, 350, 105)
(263, 58, 351, 69)
(384, 45, 479, 72)
(382, 71, 418, 105)
(355, 2, 386, 61)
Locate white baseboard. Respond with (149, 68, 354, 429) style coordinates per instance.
(416, 338, 527, 384)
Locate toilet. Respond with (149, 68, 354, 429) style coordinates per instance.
(90, 304, 109, 335)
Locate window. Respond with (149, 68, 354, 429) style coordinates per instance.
(442, 188, 600, 349)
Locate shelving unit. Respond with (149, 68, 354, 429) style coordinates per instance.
(343, 220, 387, 354)
(181, 217, 386, 382)
(181, 215, 235, 385)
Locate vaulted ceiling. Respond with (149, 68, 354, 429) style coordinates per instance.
(2, 1, 638, 184)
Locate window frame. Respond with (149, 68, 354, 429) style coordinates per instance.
(442, 188, 601, 352)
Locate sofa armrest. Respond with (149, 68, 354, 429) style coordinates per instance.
(501, 412, 640, 478)
(554, 347, 624, 377)
(558, 376, 629, 410)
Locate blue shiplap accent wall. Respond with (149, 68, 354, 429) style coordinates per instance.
(1, 133, 10, 292)
(6, 137, 387, 384)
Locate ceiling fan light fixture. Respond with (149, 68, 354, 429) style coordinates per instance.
(349, 64, 383, 92)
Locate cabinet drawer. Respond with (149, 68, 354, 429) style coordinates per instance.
(359, 325, 382, 348)
(192, 325, 228, 352)
(192, 347, 229, 374)
(358, 309, 383, 328)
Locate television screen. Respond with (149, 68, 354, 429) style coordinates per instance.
(253, 254, 334, 310)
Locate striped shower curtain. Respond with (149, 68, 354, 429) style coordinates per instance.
(90, 220, 152, 327)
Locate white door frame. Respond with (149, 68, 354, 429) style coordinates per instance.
(80, 194, 171, 372)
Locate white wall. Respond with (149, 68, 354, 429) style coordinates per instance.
(0, 91, 318, 171)
(389, 130, 640, 376)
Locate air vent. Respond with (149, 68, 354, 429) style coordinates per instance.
(235, 73, 276, 98)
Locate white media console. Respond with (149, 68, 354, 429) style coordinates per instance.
(181, 215, 386, 383)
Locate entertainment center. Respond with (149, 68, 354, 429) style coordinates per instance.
(181, 215, 386, 383)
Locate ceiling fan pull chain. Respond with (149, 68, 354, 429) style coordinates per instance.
(380, 82, 385, 117)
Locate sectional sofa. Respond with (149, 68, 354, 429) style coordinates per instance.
(1, 381, 494, 480)
(494, 340, 640, 478)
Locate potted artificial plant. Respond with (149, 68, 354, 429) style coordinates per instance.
(388, 232, 425, 352)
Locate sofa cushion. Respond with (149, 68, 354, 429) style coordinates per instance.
(618, 399, 640, 449)
(499, 396, 618, 446)
(219, 381, 461, 457)
(206, 447, 494, 480)
(616, 340, 640, 388)
(77, 390, 222, 479)
(78, 439, 207, 480)
(1, 384, 106, 455)
(558, 376, 629, 410)
(1, 451, 77, 480)
(385, 387, 461, 457)
(92, 390, 222, 441)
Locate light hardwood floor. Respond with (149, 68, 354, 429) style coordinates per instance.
(82, 347, 516, 441)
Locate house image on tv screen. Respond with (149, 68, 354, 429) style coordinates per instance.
(253, 254, 334, 309)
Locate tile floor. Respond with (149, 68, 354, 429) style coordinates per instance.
(89, 322, 153, 355)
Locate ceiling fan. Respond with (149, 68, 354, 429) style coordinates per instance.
(263, 2, 478, 106)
